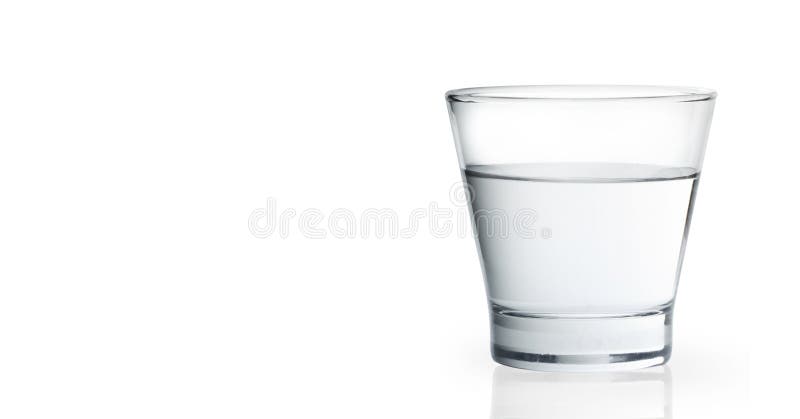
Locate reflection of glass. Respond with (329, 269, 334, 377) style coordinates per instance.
(491, 365, 672, 419)
(446, 86, 716, 371)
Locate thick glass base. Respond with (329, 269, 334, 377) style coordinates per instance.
(490, 307, 672, 372)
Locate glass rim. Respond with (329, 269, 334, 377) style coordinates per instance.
(446, 85, 716, 103)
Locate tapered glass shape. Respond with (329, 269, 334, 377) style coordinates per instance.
(446, 85, 716, 371)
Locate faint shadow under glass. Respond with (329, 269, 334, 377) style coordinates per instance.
(491, 365, 672, 419)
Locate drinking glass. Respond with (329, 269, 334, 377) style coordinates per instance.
(446, 85, 716, 371)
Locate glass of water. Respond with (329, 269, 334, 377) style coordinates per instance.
(446, 85, 716, 371)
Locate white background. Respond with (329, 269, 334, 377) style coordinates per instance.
(1, 1, 797, 417)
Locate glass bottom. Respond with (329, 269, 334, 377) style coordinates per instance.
(490, 307, 672, 372)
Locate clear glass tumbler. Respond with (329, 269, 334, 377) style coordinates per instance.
(446, 85, 716, 371)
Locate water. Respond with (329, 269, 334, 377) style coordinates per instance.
(464, 162, 699, 317)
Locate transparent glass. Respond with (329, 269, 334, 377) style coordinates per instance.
(446, 85, 716, 371)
